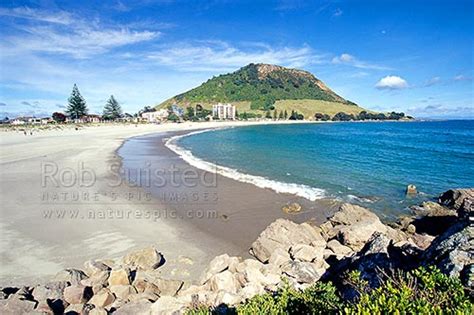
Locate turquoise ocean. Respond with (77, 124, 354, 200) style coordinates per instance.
(174, 120, 474, 219)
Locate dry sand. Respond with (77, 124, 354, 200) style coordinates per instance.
(0, 121, 335, 286)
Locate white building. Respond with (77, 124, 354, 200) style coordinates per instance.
(141, 109, 169, 123)
(212, 103, 236, 120)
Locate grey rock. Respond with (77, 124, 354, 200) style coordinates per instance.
(281, 261, 323, 284)
(422, 222, 474, 288)
(250, 219, 323, 263)
(114, 300, 152, 315)
(122, 246, 164, 270)
(54, 269, 87, 285)
(438, 188, 474, 218)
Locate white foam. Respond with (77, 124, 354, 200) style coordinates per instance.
(165, 129, 326, 201)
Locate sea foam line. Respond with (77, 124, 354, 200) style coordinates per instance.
(165, 128, 326, 201)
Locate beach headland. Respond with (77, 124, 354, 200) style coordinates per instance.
(0, 120, 329, 287)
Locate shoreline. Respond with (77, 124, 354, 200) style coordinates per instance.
(0, 120, 321, 286)
(164, 128, 327, 201)
(0, 119, 451, 286)
(117, 128, 339, 281)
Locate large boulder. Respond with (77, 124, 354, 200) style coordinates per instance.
(289, 244, 323, 263)
(88, 288, 115, 308)
(63, 284, 93, 304)
(422, 222, 474, 288)
(122, 246, 164, 270)
(110, 285, 138, 300)
(83, 260, 111, 277)
(438, 188, 474, 218)
(151, 296, 185, 315)
(0, 298, 37, 315)
(250, 219, 326, 263)
(208, 270, 240, 294)
(53, 268, 87, 285)
(329, 203, 403, 251)
(281, 261, 323, 284)
(108, 267, 131, 286)
(114, 300, 152, 315)
(326, 239, 353, 258)
(200, 254, 239, 284)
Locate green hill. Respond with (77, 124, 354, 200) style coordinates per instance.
(157, 63, 369, 119)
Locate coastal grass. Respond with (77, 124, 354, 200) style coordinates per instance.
(157, 99, 368, 119)
(186, 267, 473, 314)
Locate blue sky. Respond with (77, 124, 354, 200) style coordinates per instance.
(0, 0, 472, 119)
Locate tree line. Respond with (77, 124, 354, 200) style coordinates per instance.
(52, 84, 123, 122)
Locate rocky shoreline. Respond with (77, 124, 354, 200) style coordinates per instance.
(1, 189, 472, 314)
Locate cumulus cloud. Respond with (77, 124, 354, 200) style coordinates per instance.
(375, 75, 408, 90)
(332, 53, 390, 70)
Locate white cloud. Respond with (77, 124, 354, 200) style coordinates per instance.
(375, 75, 408, 90)
(453, 74, 472, 81)
(424, 76, 441, 86)
(331, 53, 390, 70)
(406, 103, 474, 118)
(0, 6, 73, 25)
(147, 41, 324, 72)
(1, 7, 160, 58)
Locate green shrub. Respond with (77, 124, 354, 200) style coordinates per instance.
(185, 267, 472, 314)
(344, 267, 473, 314)
(237, 281, 341, 315)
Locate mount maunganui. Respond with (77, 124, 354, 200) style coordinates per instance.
(157, 63, 368, 118)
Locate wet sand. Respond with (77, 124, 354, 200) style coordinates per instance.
(118, 130, 340, 259)
(0, 121, 336, 286)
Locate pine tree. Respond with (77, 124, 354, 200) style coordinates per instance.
(66, 84, 88, 119)
(284, 110, 288, 119)
(103, 95, 123, 120)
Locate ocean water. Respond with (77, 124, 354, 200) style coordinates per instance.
(174, 120, 474, 219)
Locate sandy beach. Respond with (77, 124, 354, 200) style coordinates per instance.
(0, 120, 336, 287)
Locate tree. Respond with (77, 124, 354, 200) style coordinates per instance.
(315, 113, 330, 121)
(183, 106, 195, 121)
(168, 113, 180, 122)
(52, 112, 66, 123)
(284, 110, 288, 119)
(66, 84, 88, 119)
(102, 95, 123, 120)
(273, 109, 278, 120)
(332, 112, 355, 121)
(279, 111, 284, 120)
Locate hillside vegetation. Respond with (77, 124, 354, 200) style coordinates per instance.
(157, 63, 368, 118)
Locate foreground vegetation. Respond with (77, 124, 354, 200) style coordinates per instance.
(187, 267, 473, 314)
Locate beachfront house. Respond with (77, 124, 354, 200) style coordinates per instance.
(28, 117, 42, 125)
(141, 109, 168, 123)
(84, 114, 102, 123)
(40, 117, 53, 124)
(11, 117, 28, 125)
(64, 114, 102, 123)
(212, 103, 236, 120)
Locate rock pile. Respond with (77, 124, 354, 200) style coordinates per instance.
(0, 189, 472, 314)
